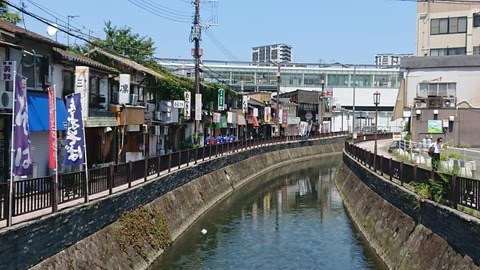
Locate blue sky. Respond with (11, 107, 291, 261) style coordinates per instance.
(19, 0, 417, 65)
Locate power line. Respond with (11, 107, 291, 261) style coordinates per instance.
(127, 0, 192, 23)
(203, 27, 240, 62)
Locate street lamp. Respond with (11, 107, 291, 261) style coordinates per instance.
(373, 91, 381, 168)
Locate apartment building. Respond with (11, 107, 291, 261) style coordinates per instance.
(417, 0, 480, 56)
(251, 44, 292, 64)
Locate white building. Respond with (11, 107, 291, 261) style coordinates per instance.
(375, 53, 413, 66)
(393, 55, 480, 147)
(251, 44, 292, 64)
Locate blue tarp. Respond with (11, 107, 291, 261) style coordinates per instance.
(27, 93, 68, 131)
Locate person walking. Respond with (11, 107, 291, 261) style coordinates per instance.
(429, 137, 443, 171)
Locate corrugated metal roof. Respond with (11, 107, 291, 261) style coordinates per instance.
(87, 47, 164, 78)
(53, 47, 118, 73)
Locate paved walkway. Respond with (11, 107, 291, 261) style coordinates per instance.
(355, 139, 395, 159)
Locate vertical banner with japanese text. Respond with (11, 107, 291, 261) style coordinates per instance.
(48, 87, 57, 170)
(2, 61, 16, 81)
(184, 91, 191, 119)
(13, 74, 33, 176)
(64, 93, 85, 166)
(195, 93, 202, 121)
(217, 88, 225, 111)
(242, 95, 248, 114)
(74, 66, 89, 121)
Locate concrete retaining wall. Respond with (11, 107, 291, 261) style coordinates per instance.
(0, 137, 345, 270)
(338, 151, 480, 269)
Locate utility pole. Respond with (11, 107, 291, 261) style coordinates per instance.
(275, 63, 281, 135)
(191, 0, 202, 144)
(67, 15, 79, 47)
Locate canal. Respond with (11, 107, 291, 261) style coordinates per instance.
(150, 154, 387, 270)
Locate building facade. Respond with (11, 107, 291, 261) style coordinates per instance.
(416, 0, 480, 56)
(394, 55, 480, 147)
(251, 44, 292, 64)
(160, 59, 404, 133)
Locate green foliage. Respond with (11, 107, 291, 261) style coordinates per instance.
(0, 3, 22, 24)
(411, 174, 450, 203)
(114, 206, 172, 262)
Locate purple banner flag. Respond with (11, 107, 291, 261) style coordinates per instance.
(63, 93, 85, 166)
(13, 74, 33, 176)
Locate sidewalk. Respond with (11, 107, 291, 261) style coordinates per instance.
(355, 139, 395, 159)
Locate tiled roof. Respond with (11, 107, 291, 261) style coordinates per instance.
(0, 20, 66, 48)
(87, 47, 164, 78)
(53, 47, 117, 73)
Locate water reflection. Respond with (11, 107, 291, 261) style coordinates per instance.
(150, 154, 387, 270)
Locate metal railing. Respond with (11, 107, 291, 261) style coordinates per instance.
(345, 136, 480, 213)
(0, 131, 348, 227)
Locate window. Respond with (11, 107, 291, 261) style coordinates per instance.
(89, 76, 100, 108)
(62, 70, 74, 97)
(418, 82, 456, 97)
(431, 17, 467, 35)
(430, 47, 466, 56)
(474, 14, 480, 27)
(21, 53, 48, 90)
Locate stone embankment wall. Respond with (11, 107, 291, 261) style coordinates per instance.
(338, 152, 480, 270)
(0, 137, 345, 270)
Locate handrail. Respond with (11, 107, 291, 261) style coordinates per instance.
(344, 136, 480, 215)
(0, 131, 349, 228)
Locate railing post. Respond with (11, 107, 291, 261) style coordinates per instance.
(452, 174, 458, 209)
(108, 165, 114, 195)
(414, 164, 418, 183)
(83, 171, 88, 203)
(400, 162, 404, 186)
(51, 176, 58, 213)
(389, 158, 393, 181)
(157, 156, 161, 177)
(209, 145, 212, 160)
(187, 150, 190, 167)
(168, 153, 172, 173)
(178, 151, 181, 169)
(380, 155, 384, 176)
(128, 161, 133, 188)
(4, 182, 10, 226)
(202, 146, 205, 161)
(144, 158, 148, 182)
(195, 148, 198, 165)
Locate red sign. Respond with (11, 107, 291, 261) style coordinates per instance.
(48, 87, 57, 170)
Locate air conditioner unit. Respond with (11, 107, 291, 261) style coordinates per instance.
(0, 91, 13, 109)
(156, 111, 162, 120)
(427, 97, 443, 108)
(443, 98, 456, 108)
(130, 94, 138, 105)
(414, 101, 427, 108)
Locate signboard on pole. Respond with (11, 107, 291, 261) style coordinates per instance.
(218, 88, 225, 111)
(173, 100, 185, 108)
(118, 74, 131, 105)
(242, 95, 248, 114)
(184, 91, 191, 119)
(195, 93, 202, 121)
(2, 61, 15, 81)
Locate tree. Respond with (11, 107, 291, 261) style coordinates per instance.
(0, 2, 22, 24)
(81, 21, 156, 66)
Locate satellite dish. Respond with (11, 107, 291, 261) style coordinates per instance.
(46, 24, 58, 36)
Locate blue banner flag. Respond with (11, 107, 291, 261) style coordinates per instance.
(13, 74, 33, 176)
(63, 93, 85, 166)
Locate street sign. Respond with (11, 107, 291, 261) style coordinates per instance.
(218, 88, 225, 111)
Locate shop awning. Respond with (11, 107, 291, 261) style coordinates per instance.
(391, 78, 405, 121)
(248, 116, 259, 127)
(215, 116, 228, 128)
(28, 93, 67, 131)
